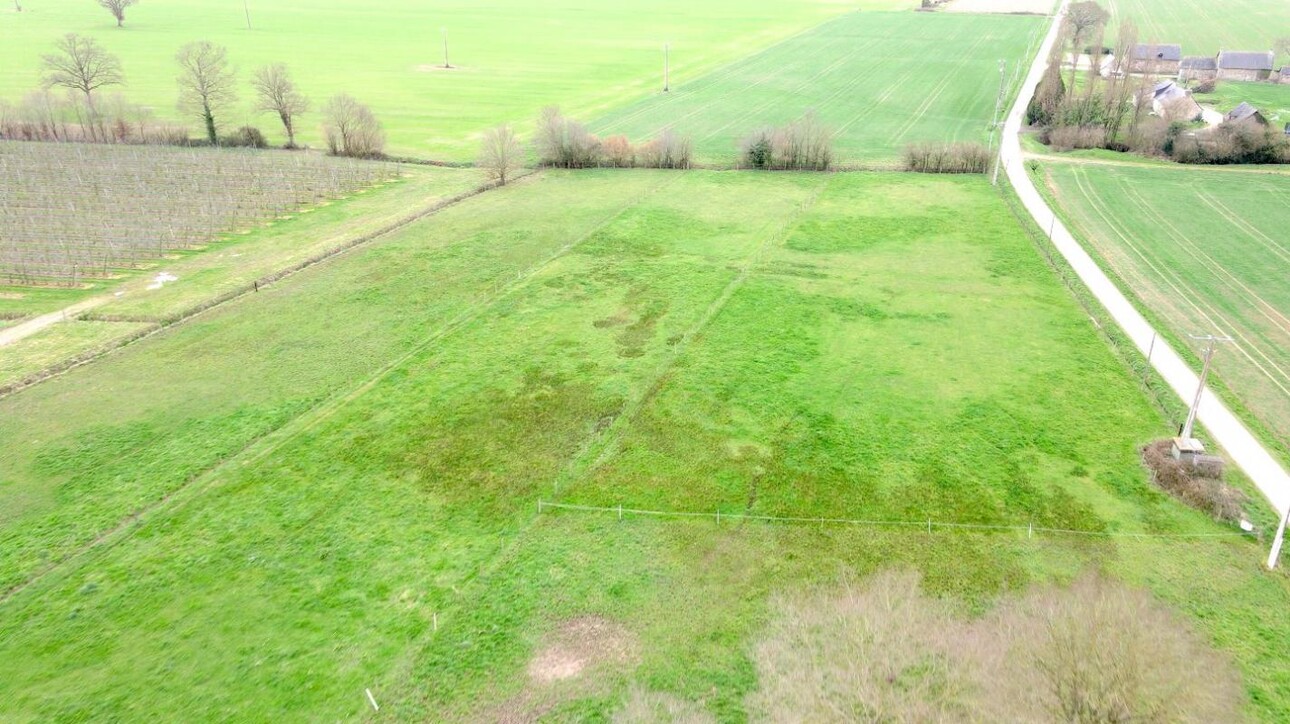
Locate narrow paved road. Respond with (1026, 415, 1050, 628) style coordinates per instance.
(1000, 0, 1290, 515)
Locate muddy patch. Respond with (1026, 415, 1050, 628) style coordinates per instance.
(528, 616, 638, 684)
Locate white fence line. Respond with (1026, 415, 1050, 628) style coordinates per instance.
(536, 500, 1251, 540)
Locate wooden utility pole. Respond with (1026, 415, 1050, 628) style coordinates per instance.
(442, 27, 451, 69)
(1180, 334, 1230, 442)
(243, 0, 251, 29)
(663, 43, 670, 92)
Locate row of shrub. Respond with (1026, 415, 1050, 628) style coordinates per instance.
(534, 107, 693, 169)
(1042, 119, 1290, 165)
(739, 111, 833, 171)
(903, 141, 991, 174)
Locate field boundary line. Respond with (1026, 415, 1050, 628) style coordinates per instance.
(0, 172, 683, 608)
(0, 172, 532, 401)
(535, 501, 1251, 540)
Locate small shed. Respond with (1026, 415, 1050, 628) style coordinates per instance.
(1225, 102, 1268, 126)
(1126, 43, 1182, 75)
(1217, 51, 1275, 81)
(1179, 56, 1218, 82)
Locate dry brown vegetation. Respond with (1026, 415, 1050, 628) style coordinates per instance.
(748, 570, 1244, 722)
(739, 110, 833, 170)
(321, 93, 385, 158)
(904, 141, 991, 173)
(1141, 440, 1246, 522)
(535, 106, 691, 169)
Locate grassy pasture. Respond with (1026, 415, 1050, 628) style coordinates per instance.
(0, 0, 907, 159)
(591, 12, 1044, 164)
(2, 170, 1287, 720)
(1108, 0, 1290, 56)
(0, 320, 152, 387)
(1041, 161, 1290, 465)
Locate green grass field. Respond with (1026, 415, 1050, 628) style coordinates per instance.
(2, 169, 1287, 720)
(591, 12, 1043, 164)
(1041, 161, 1290, 466)
(1, 0, 915, 159)
(1108, 0, 1290, 56)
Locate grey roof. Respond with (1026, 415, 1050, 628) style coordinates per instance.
(1153, 81, 1188, 103)
(1180, 56, 1218, 70)
(1132, 44, 1182, 62)
(1227, 102, 1262, 121)
(1217, 51, 1274, 71)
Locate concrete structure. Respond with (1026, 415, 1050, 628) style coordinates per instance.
(1179, 56, 1218, 83)
(1217, 50, 1275, 81)
(1126, 43, 1181, 75)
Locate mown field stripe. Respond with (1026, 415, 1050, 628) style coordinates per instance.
(0, 172, 684, 608)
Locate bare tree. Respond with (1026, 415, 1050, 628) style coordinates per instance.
(97, 0, 138, 27)
(321, 94, 384, 158)
(251, 63, 308, 148)
(41, 34, 124, 110)
(175, 41, 236, 145)
(1064, 1, 1109, 88)
(477, 124, 523, 184)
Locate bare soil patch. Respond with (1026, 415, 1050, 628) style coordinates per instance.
(527, 616, 638, 684)
(414, 64, 465, 73)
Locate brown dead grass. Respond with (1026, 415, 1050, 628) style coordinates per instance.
(748, 570, 1244, 722)
(1141, 440, 1246, 522)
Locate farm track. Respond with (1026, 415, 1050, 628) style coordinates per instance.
(0, 168, 648, 605)
(1002, 0, 1290, 515)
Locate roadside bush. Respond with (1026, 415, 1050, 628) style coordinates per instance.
(740, 128, 774, 169)
(1141, 440, 1246, 521)
(638, 127, 692, 169)
(534, 106, 601, 168)
(221, 125, 267, 148)
(1193, 79, 1217, 94)
(1047, 124, 1107, 151)
(748, 571, 1244, 722)
(321, 93, 385, 158)
(602, 134, 635, 167)
(738, 111, 832, 170)
(903, 141, 990, 173)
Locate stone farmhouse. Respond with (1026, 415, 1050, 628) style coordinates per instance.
(1149, 80, 1203, 121)
(1216, 51, 1276, 81)
(1225, 102, 1268, 126)
(1179, 56, 1218, 83)
(1126, 44, 1182, 75)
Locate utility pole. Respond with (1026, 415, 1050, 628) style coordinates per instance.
(1269, 503, 1290, 569)
(663, 43, 670, 92)
(243, 0, 251, 29)
(1180, 333, 1231, 442)
(442, 27, 451, 69)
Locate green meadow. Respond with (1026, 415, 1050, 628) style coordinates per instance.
(592, 11, 1043, 164)
(2, 170, 1287, 720)
(1040, 161, 1290, 466)
(1108, 0, 1290, 56)
(0, 0, 914, 159)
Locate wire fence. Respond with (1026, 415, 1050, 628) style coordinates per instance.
(536, 500, 1251, 540)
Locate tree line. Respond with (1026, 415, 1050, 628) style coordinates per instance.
(0, 34, 384, 158)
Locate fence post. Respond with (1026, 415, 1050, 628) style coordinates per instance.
(537, 499, 543, 514)
(927, 518, 932, 534)
(618, 504, 622, 521)
(1028, 521, 1033, 539)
